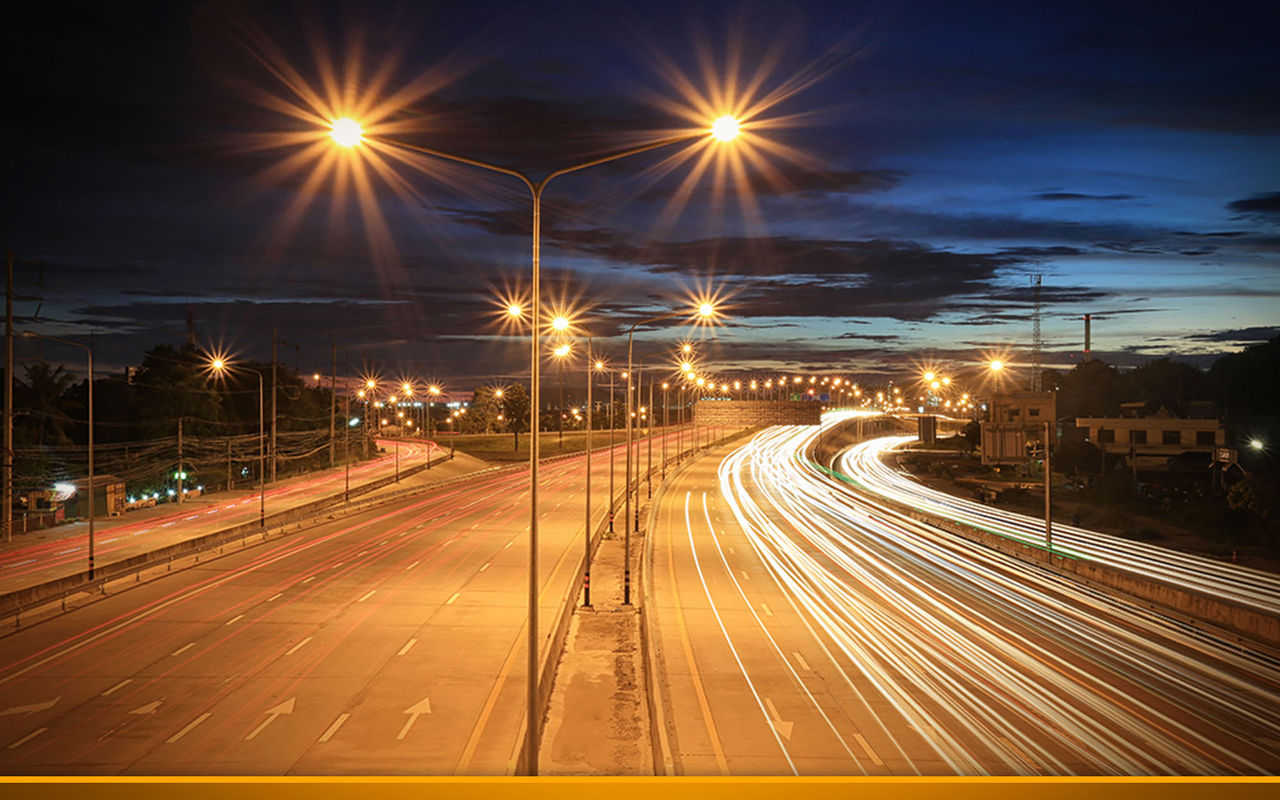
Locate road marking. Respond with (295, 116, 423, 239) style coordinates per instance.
(397, 638, 417, 656)
(102, 680, 132, 697)
(379, 540, 388, 546)
(57, 547, 81, 555)
(302, 576, 317, 584)
(129, 700, 163, 715)
(405, 561, 420, 570)
(728, 546, 735, 555)
(740, 570, 750, 581)
(225, 614, 244, 626)
(762, 603, 773, 616)
(318, 713, 349, 743)
(172, 643, 196, 656)
(332, 562, 344, 569)
(245, 697, 295, 741)
(286, 637, 312, 656)
(397, 697, 432, 740)
(479, 563, 490, 572)
(0, 698, 59, 716)
(166, 712, 211, 744)
(6, 728, 47, 749)
(356, 551, 367, 557)
(469, 523, 478, 530)
(267, 593, 283, 602)
(853, 733, 884, 766)
(358, 590, 376, 603)
(793, 652, 811, 671)
(440, 540, 452, 549)
(764, 697, 794, 740)
(505, 540, 514, 549)
(446, 592, 460, 605)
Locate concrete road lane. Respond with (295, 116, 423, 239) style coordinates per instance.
(646, 426, 1280, 776)
(0, 431, 692, 775)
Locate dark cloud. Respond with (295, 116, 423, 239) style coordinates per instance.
(1227, 192, 1280, 223)
(1032, 192, 1138, 202)
(1183, 326, 1280, 344)
(831, 332, 900, 342)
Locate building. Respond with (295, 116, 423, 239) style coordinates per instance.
(981, 391, 1056, 465)
(1076, 403, 1224, 471)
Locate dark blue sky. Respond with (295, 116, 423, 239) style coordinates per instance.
(4, 0, 1278, 386)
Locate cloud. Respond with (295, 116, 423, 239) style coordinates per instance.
(1183, 326, 1280, 343)
(1032, 192, 1139, 202)
(1227, 191, 1280, 223)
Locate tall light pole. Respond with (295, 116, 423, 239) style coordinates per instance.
(22, 332, 94, 576)
(325, 115, 739, 776)
(208, 357, 267, 528)
(623, 303, 717, 604)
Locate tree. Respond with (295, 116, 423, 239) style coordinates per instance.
(501, 383, 530, 450)
(1209, 336, 1280, 415)
(18, 361, 77, 446)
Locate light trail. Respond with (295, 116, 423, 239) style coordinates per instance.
(663, 422, 1280, 774)
(832, 425, 1280, 616)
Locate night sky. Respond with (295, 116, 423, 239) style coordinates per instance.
(4, 0, 1279, 387)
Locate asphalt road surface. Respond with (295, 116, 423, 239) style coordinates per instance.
(646, 425, 1280, 775)
(0, 430, 691, 775)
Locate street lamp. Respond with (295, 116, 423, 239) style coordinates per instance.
(206, 356, 267, 530)
(22, 332, 95, 577)
(623, 302, 718, 604)
(325, 112, 739, 776)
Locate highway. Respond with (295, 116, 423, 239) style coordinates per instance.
(0, 430, 690, 775)
(647, 424, 1280, 775)
(0, 439, 441, 594)
(835, 431, 1280, 617)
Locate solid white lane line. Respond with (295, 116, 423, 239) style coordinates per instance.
(172, 643, 196, 656)
(358, 590, 376, 603)
(286, 637, 313, 656)
(101, 679, 132, 697)
(318, 713, 350, 743)
(6, 728, 47, 749)
(166, 713, 211, 744)
(398, 638, 418, 656)
(225, 614, 244, 626)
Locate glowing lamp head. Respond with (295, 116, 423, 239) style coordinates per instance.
(680, 361, 693, 373)
(1250, 438, 1265, 450)
(552, 316, 570, 332)
(330, 118, 364, 148)
(989, 360, 1004, 372)
(210, 358, 225, 372)
(554, 344, 571, 357)
(507, 303, 524, 318)
(923, 371, 936, 382)
(698, 302, 716, 318)
(711, 115, 741, 141)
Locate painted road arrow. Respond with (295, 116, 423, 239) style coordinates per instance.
(0, 698, 59, 717)
(764, 697, 794, 741)
(245, 697, 295, 741)
(129, 700, 164, 715)
(396, 697, 432, 740)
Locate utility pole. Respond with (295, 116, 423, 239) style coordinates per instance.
(4, 249, 12, 543)
(176, 417, 184, 503)
(270, 329, 278, 483)
(330, 339, 337, 468)
(1044, 420, 1053, 552)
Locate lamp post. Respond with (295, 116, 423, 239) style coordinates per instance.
(623, 304, 716, 604)
(23, 332, 95, 577)
(210, 358, 267, 529)
(326, 115, 738, 777)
